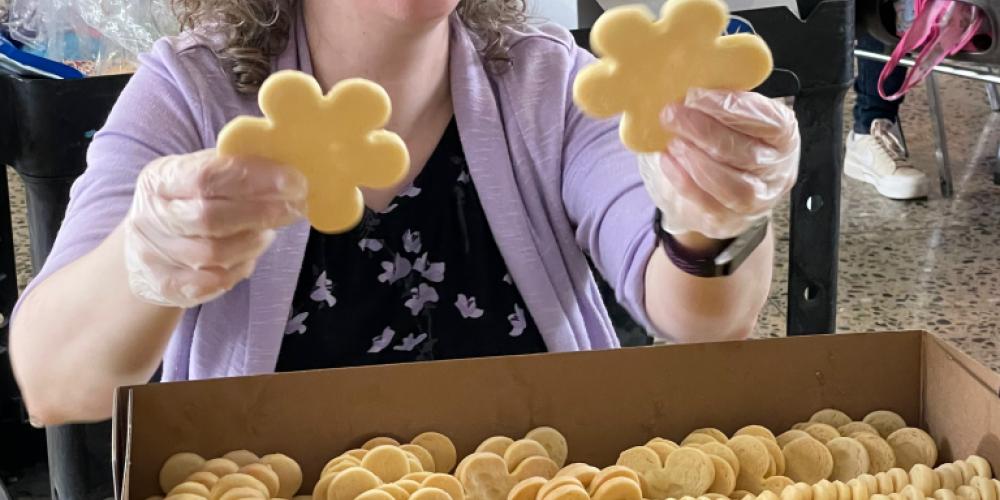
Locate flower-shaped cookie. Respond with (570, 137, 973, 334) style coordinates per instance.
(217, 70, 410, 233)
(572, 0, 773, 153)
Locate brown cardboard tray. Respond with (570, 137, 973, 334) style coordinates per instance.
(113, 331, 1000, 499)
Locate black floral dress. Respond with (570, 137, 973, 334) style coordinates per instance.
(275, 119, 548, 371)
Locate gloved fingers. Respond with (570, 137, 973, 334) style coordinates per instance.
(668, 138, 787, 215)
(662, 104, 797, 173)
(128, 257, 257, 308)
(145, 197, 305, 238)
(144, 151, 308, 202)
(681, 88, 799, 148)
(657, 148, 743, 223)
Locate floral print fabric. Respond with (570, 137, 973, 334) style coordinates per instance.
(275, 119, 546, 370)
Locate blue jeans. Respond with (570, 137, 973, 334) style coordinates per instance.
(853, 34, 908, 134)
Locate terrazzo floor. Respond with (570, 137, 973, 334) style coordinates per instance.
(754, 73, 1000, 372)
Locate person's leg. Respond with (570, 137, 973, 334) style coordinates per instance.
(846, 33, 929, 199)
(853, 33, 908, 133)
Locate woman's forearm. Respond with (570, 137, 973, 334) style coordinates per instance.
(10, 222, 182, 425)
(643, 228, 774, 343)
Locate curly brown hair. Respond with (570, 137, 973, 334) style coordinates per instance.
(173, 0, 527, 94)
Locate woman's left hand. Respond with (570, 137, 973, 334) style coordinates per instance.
(639, 88, 800, 241)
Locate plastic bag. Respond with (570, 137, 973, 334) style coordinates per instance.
(4, 0, 177, 75)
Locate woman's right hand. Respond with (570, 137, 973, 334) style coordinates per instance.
(124, 150, 307, 308)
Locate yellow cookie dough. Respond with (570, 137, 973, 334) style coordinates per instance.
(571, 0, 772, 153)
(217, 70, 410, 234)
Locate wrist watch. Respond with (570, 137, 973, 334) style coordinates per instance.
(653, 210, 770, 278)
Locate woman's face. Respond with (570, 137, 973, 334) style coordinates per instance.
(357, 0, 461, 24)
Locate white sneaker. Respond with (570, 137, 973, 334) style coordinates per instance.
(844, 118, 929, 200)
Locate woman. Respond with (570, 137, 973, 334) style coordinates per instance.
(10, 0, 799, 425)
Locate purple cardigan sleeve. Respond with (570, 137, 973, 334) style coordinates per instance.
(560, 47, 667, 340)
(12, 38, 206, 316)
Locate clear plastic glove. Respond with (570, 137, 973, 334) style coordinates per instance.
(124, 150, 307, 308)
(639, 88, 800, 241)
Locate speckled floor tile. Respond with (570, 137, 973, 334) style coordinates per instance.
(762, 73, 1000, 374)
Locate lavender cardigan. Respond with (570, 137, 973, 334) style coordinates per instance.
(17, 14, 661, 381)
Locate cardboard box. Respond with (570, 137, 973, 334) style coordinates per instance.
(113, 331, 1000, 499)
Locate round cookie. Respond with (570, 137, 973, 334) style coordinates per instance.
(422, 473, 465, 500)
(827, 437, 871, 482)
(777, 431, 811, 450)
(411, 487, 454, 500)
(364, 437, 403, 450)
(762, 476, 793, 495)
(783, 436, 834, 484)
(887, 468, 910, 492)
(663, 447, 717, 498)
(967, 456, 993, 479)
(589, 466, 639, 495)
(223, 450, 260, 468)
(848, 478, 872, 500)
(851, 433, 896, 474)
(477, 436, 516, 457)
(702, 443, 742, 478)
(833, 480, 851, 500)
(526, 427, 569, 468)
(811, 410, 853, 429)
(509, 477, 547, 500)
(971, 477, 997, 500)
(216, 487, 267, 500)
(957, 485, 982, 500)
(168, 481, 211, 498)
(160, 452, 207, 494)
(899, 485, 924, 500)
(886, 428, 937, 470)
(708, 455, 738, 496)
(813, 480, 838, 500)
(395, 480, 422, 494)
(934, 463, 962, 492)
(356, 490, 396, 500)
(910, 465, 940, 497)
(326, 467, 382, 500)
(239, 463, 280, 497)
(874, 472, 895, 495)
(840, 423, 881, 438)
(209, 473, 270, 500)
(728, 436, 771, 492)
(955, 460, 978, 484)
(690, 428, 730, 444)
(538, 476, 586, 500)
(542, 483, 590, 500)
(261, 454, 303, 499)
(202, 458, 240, 478)
(505, 439, 551, 470)
(735, 426, 777, 443)
(410, 432, 458, 473)
(685, 434, 724, 447)
(376, 484, 411, 500)
(401, 445, 437, 473)
(649, 441, 679, 463)
(592, 477, 644, 500)
(559, 463, 602, 488)
(757, 438, 786, 476)
(933, 489, 959, 500)
(804, 424, 841, 444)
(863, 412, 907, 439)
(185, 471, 219, 490)
(363, 445, 411, 482)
